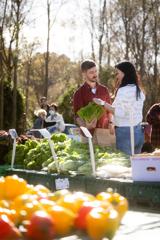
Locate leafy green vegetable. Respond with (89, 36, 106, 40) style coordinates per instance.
(42, 157, 54, 167)
(77, 162, 92, 174)
(77, 102, 105, 122)
(59, 160, 82, 172)
(47, 161, 57, 173)
(5, 132, 130, 175)
(51, 133, 67, 142)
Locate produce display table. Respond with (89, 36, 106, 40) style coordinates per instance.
(4, 168, 160, 212)
(1, 168, 160, 239)
(114, 210, 160, 240)
(56, 211, 160, 240)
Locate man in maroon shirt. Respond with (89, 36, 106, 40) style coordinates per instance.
(73, 59, 114, 137)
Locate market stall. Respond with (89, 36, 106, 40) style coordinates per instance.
(0, 128, 160, 212)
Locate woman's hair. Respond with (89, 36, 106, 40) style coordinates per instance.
(115, 61, 141, 100)
(35, 109, 47, 117)
(50, 103, 58, 111)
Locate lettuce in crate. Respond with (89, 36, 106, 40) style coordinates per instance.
(77, 102, 105, 122)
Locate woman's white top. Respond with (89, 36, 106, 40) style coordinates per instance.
(112, 85, 145, 127)
(45, 113, 65, 132)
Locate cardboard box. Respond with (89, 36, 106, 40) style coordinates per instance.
(131, 154, 160, 182)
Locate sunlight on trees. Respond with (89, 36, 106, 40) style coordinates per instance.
(0, 0, 159, 131)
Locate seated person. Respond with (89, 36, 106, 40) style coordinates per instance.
(32, 109, 47, 138)
(44, 103, 65, 133)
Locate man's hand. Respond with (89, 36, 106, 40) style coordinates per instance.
(76, 117, 97, 129)
(76, 117, 86, 127)
(86, 118, 97, 129)
(93, 98, 105, 106)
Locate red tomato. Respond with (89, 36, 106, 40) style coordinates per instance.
(0, 214, 22, 240)
(26, 210, 55, 240)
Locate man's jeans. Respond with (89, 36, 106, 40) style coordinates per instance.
(115, 124, 144, 155)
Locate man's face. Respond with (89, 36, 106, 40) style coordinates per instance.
(83, 66, 98, 83)
(40, 113, 46, 119)
(40, 99, 47, 107)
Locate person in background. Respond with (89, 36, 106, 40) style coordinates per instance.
(93, 61, 145, 155)
(73, 59, 114, 137)
(39, 96, 50, 116)
(141, 142, 155, 153)
(32, 109, 47, 138)
(146, 103, 160, 148)
(45, 103, 65, 133)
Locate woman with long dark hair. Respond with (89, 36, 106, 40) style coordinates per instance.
(93, 61, 145, 155)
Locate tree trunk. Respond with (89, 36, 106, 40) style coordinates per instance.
(12, 55, 18, 128)
(98, 0, 106, 72)
(139, 0, 147, 79)
(120, 0, 131, 60)
(0, 67, 4, 129)
(88, 0, 96, 61)
(0, 0, 8, 129)
(0, 27, 4, 129)
(25, 60, 31, 119)
(152, 0, 159, 103)
(44, 0, 50, 97)
(12, 1, 21, 128)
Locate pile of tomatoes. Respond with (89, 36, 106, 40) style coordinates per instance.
(0, 175, 128, 240)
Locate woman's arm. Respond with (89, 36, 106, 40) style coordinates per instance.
(104, 102, 115, 114)
(93, 98, 115, 114)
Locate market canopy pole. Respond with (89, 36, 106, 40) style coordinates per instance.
(9, 129, 18, 169)
(80, 126, 96, 176)
(129, 107, 134, 156)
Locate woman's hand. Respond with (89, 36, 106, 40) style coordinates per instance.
(93, 98, 105, 106)
(93, 98, 115, 114)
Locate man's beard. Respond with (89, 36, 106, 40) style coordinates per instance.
(88, 77, 98, 82)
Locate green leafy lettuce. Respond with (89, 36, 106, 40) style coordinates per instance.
(77, 102, 105, 122)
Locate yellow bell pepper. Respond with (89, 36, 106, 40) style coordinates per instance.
(86, 207, 119, 240)
(109, 192, 128, 222)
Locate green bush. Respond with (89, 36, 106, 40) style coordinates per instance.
(58, 86, 77, 123)
(2, 82, 24, 133)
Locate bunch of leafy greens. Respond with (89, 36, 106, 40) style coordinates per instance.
(77, 102, 105, 122)
(4, 139, 39, 166)
(4, 132, 130, 175)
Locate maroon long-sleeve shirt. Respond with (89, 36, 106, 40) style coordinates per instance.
(73, 82, 111, 129)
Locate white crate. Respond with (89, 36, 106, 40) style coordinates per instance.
(131, 154, 160, 182)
